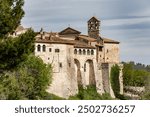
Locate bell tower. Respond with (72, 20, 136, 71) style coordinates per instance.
(88, 16, 100, 39)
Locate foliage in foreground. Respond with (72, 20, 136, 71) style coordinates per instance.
(41, 92, 64, 100)
(0, 29, 35, 70)
(0, 0, 24, 38)
(110, 64, 120, 98)
(142, 74, 150, 100)
(69, 85, 112, 100)
(0, 55, 52, 100)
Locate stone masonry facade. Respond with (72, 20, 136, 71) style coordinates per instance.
(16, 17, 123, 98)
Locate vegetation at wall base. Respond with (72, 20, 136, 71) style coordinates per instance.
(41, 92, 64, 100)
(69, 85, 113, 100)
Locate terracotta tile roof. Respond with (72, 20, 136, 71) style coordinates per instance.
(78, 35, 97, 42)
(36, 32, 58, 36)
(59, 27, 81, 35)
(35, 36, 75, 45)
(36, 34, 95, 49)
(95, 43, 103, 47)
(74, 41, 96, 49)
(102, 37, 120, 44)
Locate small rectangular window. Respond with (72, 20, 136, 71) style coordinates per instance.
(59, 63, 62, 68)
(49, 48, 52, 52)
(55, 49, 60, 53)
(99, 47, 102, 51)
(68, 63, 71, 67)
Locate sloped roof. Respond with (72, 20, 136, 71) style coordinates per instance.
(74, 41, 96, 49)
(15, 25, 25, 32)
(88, 16, 100, 22)
(59, 27, 81, 35)
(35, 33, 95, 49)
(95, 43, 103, 47)
(78, 35, 97, 42)
(102, 37, 120, 44)
(36, 36, 75, 45)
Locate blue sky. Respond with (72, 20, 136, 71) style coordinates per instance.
(22, 0, 150, 65)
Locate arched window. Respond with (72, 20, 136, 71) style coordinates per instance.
(74, 49, 77, 54)
(43, 45, 46, 52)
(37, 45, 41, 52)
(91, 50, 94, 55)
(83, 49, 86, 55)
(87, 49, 90, 55)
(79, 49, 82, 55)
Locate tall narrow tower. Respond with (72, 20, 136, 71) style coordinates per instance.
(88, 16, 100, 39)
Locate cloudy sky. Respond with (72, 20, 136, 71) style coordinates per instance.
(22, 0, 150, 65)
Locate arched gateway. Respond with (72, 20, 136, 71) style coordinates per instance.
(84, 59, 96, 86)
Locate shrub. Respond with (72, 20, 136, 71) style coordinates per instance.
(69, 85, 112, 100)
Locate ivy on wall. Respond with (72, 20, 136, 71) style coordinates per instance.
(110, 64, 120, 98)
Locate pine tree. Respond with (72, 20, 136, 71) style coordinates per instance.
(0, 0, 35, 71)
(0, 0, 24, 38)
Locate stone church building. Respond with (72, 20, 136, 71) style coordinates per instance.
(34, 17, 123, 98)
(14, 17, 123, 98)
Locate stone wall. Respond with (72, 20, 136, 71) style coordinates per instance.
(101, 63, 123, 98)
(103, 43, 120, 63)
(35, 43, 78, 98)
(101, 63, 110, 93)
(124, 86, 145, 99)
(34, 43, 123, 99)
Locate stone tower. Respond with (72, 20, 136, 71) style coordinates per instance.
(88, 16, 100, 39)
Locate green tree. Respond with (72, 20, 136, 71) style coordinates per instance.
(0, 0, 53, 100)
(142, 74, 150, 99)
(132, 70, 148, 87)
(123, 63, 134, 86)
(0, 0, 35, 71)
(0, 0, 24, 38)
(19, 55, 52, 99)
(0, 55, 52, 100)
(0, 30, 35, 70)
(123, 63, 149, 87)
